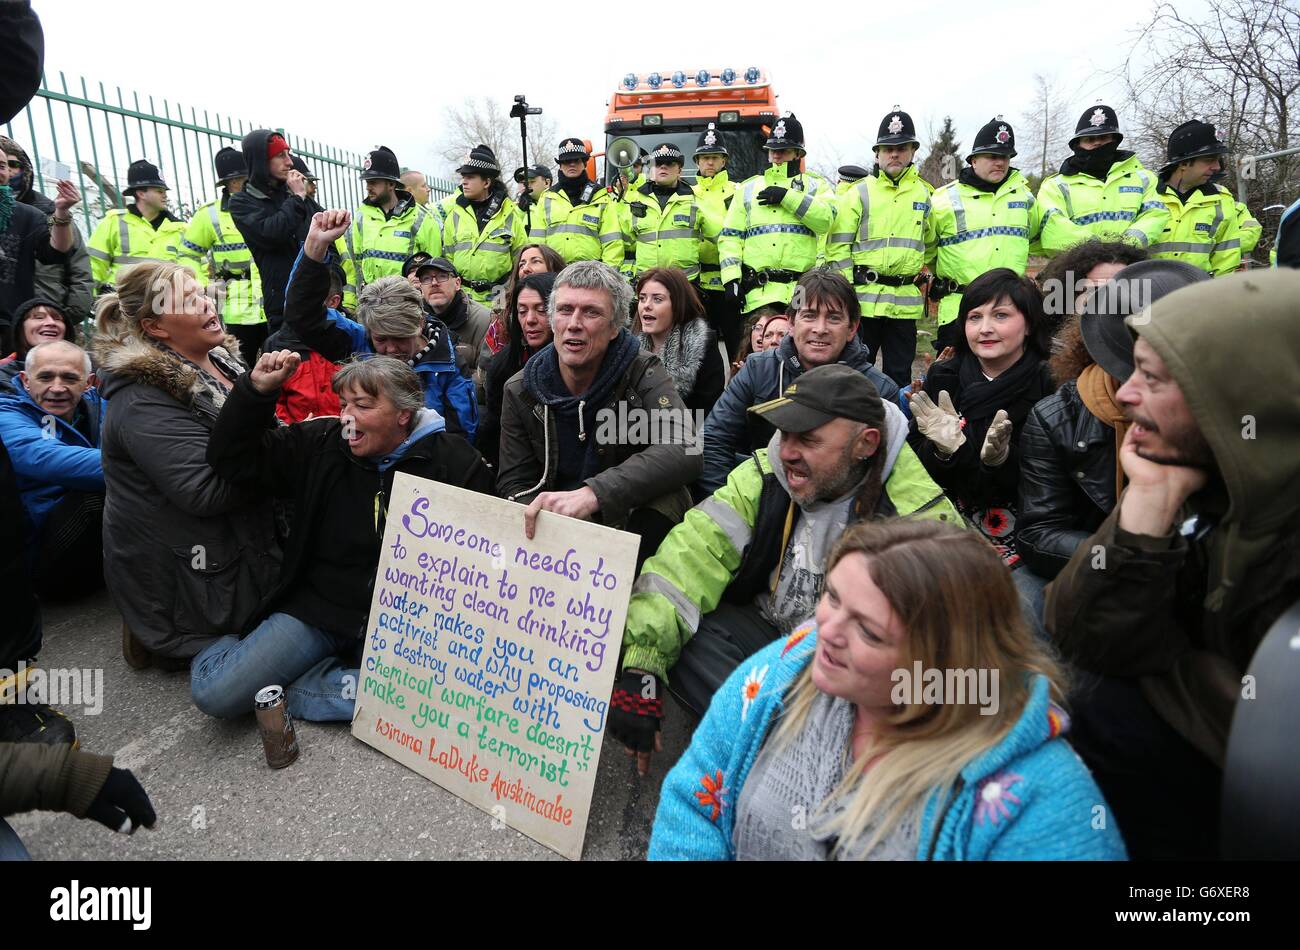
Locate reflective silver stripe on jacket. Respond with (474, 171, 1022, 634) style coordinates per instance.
(208, 203, 225, 243)
(696, 495, 754, 556)
(118, 215, 131, 255)
(633, 572, 702, 634)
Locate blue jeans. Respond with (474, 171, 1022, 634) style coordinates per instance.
(1011, 566, 1050, 642)
(190, 612, 358, 722)
(0, 817, 31, 860)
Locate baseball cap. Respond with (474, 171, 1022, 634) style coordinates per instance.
(749, 364, 882, 433)
(413, 256, 459, 278)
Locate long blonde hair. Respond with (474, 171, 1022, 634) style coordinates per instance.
(769, 518, 1065, 858)
(93, 261, 201, 352)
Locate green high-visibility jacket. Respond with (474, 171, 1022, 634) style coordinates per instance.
(625, 180, 722, 280)
(1036, 153, 1168, 254)
(692, 171, 735, 292)
(619, 444, 959, 682)
(528, 182, 625, 268)
(87, 207, 188, 289)
(928, 169, 1042, 325)
(826, 164, 935, 320)
(1235, 200, 1262, 257)
(340, 195, 442, 310)
(718, 163, 837, 312)
(180, 196, 264, 326)
(440, 194, 528, 304)
(1151, 181, 1241, 276)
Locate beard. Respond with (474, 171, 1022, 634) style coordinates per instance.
(1128, 411, 1216, 468)
(788, 440, 873, 506)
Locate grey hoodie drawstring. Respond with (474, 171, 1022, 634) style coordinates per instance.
(510, 404, 551, 503)
(577, 399, 587, 442)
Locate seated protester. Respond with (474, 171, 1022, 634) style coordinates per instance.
(700, 268, 900, 497)
(480, 272, 556, 470)
(612, 365, 958, 773)
(759, 312, 790, 351)
(0, 341, 105, 599)
(634, 267, 725, 415)
(194, 354, 494, 721)
(497, 260, 702, 567)
(411, 255, 493, 378)
(484, 243, 566, 357)
(907, 268, 1054, 569)
(1019, 260, 1209, 583)
(264, 262, 348, 424)
(0, 297, 79, 394)
(94, 262, 280, 671)
(1046, 268, 1300, 859)
(1034, 239, 1147, 334)
(649, 519, 1126, 861)
(729, 315, 767, 377)
(283, 210, 479, 442)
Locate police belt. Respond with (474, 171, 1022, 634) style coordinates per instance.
(852, 266, 923, 288)
(463, 277, 501, 294)
(214, 270, 252, 283)
(741, 266, 801, 293)
(927, 276, 966, 300)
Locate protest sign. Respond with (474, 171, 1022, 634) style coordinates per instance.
(351, 473, 639, 860)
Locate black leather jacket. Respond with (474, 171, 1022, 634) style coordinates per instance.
(1017, 380, 1117, 578)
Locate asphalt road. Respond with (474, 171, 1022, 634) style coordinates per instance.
(9, 590, 692, 860)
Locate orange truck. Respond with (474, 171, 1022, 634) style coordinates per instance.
(603, 67, 780, 183)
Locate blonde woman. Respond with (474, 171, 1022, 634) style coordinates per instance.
(650, 518, 1125, 860)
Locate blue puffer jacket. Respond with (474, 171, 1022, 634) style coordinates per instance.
(699, 334, 901, 495)
(650, 623, 1128, 860)
(0, 382, 105, 544)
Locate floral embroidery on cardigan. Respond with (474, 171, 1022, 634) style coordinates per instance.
(975, 771, 1024, 826)
(695, 770, 727, 823)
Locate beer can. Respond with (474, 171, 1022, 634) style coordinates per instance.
(254, 685, 299, 768)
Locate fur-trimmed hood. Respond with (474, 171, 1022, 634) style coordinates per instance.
(95, 332, 244, 408)
(637, 316, 714, 399)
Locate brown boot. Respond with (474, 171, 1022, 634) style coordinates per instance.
(122, 622, 152, 670)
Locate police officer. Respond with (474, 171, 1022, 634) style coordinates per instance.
(87, 159, 188, 291)
(1037, 102, 1168, 255)
(827, 108, 934, 386)
(692, 123, 740, 356)
(625, 142, 718, 281)
(292, 155, 320, 204)
(1152, 120, 1241, 275)
(836, 165, 870, 194)
(441, 144, 527, 306)
(718, 113, 837, 318)
(928, 117, 1043, 351)
(180, 147, 267, 356)
(340, 145, 443, 309)
(529, 137, 623, 268)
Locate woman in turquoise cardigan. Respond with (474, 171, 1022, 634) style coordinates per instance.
(650, 518, 1127, 860)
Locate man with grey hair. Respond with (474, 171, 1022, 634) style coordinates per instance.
(497, 259, 702, 566)
(275, 209, 478, 439)
(194, 351, 494, 722)
(0, 339, 106, 599)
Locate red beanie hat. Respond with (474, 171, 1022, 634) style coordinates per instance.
(266, 134, 290, 160)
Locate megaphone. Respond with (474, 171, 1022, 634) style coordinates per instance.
(607, 136, 639, 170)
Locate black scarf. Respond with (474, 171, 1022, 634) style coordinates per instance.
(1060, 143, 1130, 180)
(954, 349, 1044, 421)
(958, 165, 1005, 194)
(431, 290, 468, 333)
(559, 173, 590, 206)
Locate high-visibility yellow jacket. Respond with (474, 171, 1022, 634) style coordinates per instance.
(1235, 200, 1261, 257)
(440, 192, 528, 304)
(625, 181, 721, 280)
(928, 169, 1042, 325)
(692, 171, 735, 292)
(1036, 153, 1168, 254)
(1150, 181, 1241, 276)
(87, 206, 188, 289)
(528, 182, 625, 268)
(826, 164, 935, 320)
(180, 195, 264, 326)
(340, 195, 442, 309)
(718, 163, 837, 312)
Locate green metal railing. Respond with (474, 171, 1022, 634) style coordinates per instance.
(4, 71, 456, 237)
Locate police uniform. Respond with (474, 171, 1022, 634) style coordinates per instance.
(87, 159, 189, 290)
(835, 165, 870, 195)
(691, 123, 741, 355)
(1037, 104, 1168, 254)
(1152, 120, 1241, 276)
(827, 109, 934, 386)
(441, 144, 528, 304)
(928, 118, 1043, 351)
(529, 138, 624, 269)
(625, 142, 720, 281)
(340, 146, 443, 309)
(718, 113, 836, 314)
(180, 147, 266, 356)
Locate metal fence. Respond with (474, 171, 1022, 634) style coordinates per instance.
(4, 71, 456, 238)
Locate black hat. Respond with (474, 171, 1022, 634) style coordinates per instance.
(456, 144, 501, 177)
(123, 159, 168, 195)
(409, 255, 459, 278)
(214, 147, 246, 185)
(555, 138, 590, 163)
(1080, 259, 1210, 381)
(693, 122, 728, 158)
(1162, 120, 1228, 172)
(838, 164, 870, 184)
(401, 251, 435, 278)
(874, 108, 919, 149)
(513, 164, 552, 184)
(764, 113, 805, 152)
(291, 155, 318, 181)
(1070, 103, 1124, 146)
(360, 146, 402, 183)
(750, 364, 882, 434)
(649, 142, 685, 165)
(632, 148, 648, 169)
(968, 117, 1017, 159)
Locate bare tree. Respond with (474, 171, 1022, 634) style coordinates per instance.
(437, 97, 558, 181)
(919, 116, 961, 188)
(1019, 73, 1071, 185)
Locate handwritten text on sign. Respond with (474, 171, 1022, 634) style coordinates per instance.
(351, 473, 638, 860)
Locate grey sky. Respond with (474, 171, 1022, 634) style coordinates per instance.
(32, 0, 1204, 189)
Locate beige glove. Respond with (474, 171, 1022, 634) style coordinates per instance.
(980, 409, 1013, 466)
(909, 389, 965, 457)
